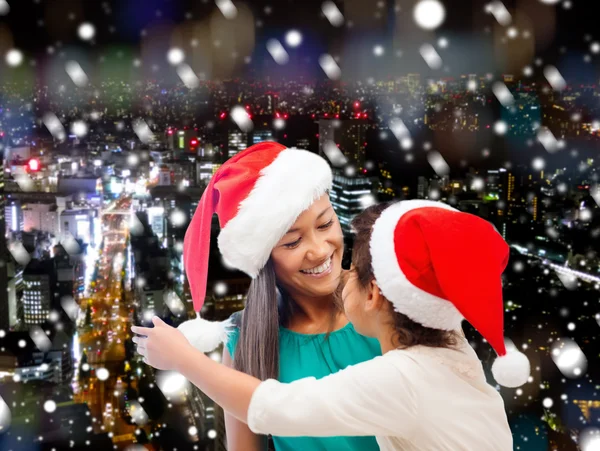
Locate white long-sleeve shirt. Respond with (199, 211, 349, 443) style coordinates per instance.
(247, 337, 513, 451)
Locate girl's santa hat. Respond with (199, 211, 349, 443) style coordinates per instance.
(177, 142, 333, 352)
(369, 200, 530, 388)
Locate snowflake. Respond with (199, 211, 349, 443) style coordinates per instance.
(215, 0, 238, 19)
(9, 241, 31, 266)
(65, 61, 89, 87)
(167, 48, 185, 66)
(30, 326, 51, 352)
(71, 120, 88, 138)
(156, 371, 189, 398)
(5, 49, 23, 67)
(322, 1, 344, 27)
(96, 368, 110, 381)
(43, 112, 66, 141)
(373, 45, 384, 57)
(486, 1, 511, 26)
(493, 121, 508, 135)
(471, 177, 485, 191)
(359, 194, 377, 209)
(319, 54, 341, 80)
(0, 0, 9, 15)
(132, 118, 154, 143)
(169, 209, 187, 227)
(43, 400, 57, 413)
(551, 338, 587, 378)
(266, 39, 289, 65)
(543, 65, 566, 91)
(230, 105, 254, 132)
(214, 282, 228, 296)
(420, 44, 442, 69)
(492, 82, 514, 107)
(285, 30, 302, 47)
(78, 23, 95, 41)
(176, 64, 200, 89)
(413, 0, 445, 30)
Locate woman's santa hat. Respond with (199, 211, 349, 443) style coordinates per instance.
(369, 200, 530, 388)
(177, 142, 333, 352)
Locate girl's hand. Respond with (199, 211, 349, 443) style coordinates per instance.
(131, 316, 193, 371)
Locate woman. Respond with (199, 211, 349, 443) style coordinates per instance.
(133, 200, 530, 450)
(176, 141, 381, 450)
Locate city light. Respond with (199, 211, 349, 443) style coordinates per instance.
(27, 159, 40, 171)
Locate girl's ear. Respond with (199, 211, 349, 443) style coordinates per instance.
(365, 279, 385, 313)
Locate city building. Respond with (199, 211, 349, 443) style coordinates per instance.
(227, 131, 248, 158)
(4, 199, 24, 236)
(6, 261, 24, 331)
(57, 176, 102, 196)
(329, 171, 374, 234)
(23, 202, 60, 236)
(22, 259, 55, 326)
(417, 176, 429, 199)
(0, 206, 9, 332)
(60, 208, 97, 245)
(252, 129, 274, 145)
(318, 119, 370, 171)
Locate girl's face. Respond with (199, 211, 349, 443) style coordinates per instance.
(341, 267, 372, 336)
(270, 194, 344, 301)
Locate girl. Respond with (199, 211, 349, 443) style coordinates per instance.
(175, 141, 381, 450)
(134, 199, 531, 450)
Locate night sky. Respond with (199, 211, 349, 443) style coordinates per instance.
(1, 0, 599, 82)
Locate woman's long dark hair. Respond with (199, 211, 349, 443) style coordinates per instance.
(233, 260, 281, 380)
(233, 258, 343, 380)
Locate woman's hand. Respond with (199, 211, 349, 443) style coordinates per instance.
(131, 316, 193, 371)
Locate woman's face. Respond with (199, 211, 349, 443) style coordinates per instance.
(270, 194, 344, 300)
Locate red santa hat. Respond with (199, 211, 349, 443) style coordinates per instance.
(177, 141, 333, 352)
(369, 200, 530, 388)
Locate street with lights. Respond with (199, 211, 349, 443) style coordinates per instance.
(73, 196, 147, 447)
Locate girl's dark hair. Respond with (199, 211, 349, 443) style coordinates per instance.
(350, 202, 460, 350)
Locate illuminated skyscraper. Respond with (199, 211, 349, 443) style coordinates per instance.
(227, 131, 248, 158)
(329, 171, 374, 235)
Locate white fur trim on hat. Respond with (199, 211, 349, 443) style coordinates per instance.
(370, 200, 464, 331)
(218, 148, 333, 277)
(491, 351, 531, 388)
(178, 313, 234, 353)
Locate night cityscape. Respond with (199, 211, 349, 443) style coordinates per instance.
(1, 0, 600, 450)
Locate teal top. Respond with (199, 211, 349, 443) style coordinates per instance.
(226, 321, 382, 451)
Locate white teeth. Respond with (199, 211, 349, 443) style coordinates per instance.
(302, 257, 332, 275)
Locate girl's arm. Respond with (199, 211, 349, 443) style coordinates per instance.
(222, 350, 267, 451)
(133, 318, 418, 438)
(174, 345, 418, 438)
(175, 344, 260, 422)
